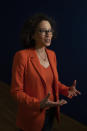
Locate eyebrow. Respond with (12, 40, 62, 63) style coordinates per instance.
(38, 28, 52, 30)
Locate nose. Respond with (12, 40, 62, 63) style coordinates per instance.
(45, 33, 49, 37)
(45, 32, 51, 37)
(45, 30, 49, 34)
(46, 30, 51, 35)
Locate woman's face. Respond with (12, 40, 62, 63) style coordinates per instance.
(32, 20, 53, 48)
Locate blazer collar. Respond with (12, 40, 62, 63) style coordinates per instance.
(28, 47, 58, 89)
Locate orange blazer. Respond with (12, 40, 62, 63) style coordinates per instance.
(11, 47, 69, 131)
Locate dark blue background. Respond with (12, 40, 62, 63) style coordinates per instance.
(0, 0, 87, 126)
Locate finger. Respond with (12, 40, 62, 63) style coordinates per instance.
(60, 101, 67, 105)
(73, 92, 77, 96)
(46, 101, 60, 107)
(46, 99, 68, 108)
(76, 90, 81, 95)
(59, 99, 67, 104)
(73, 80, 77, 87)
(59, 99, 68, 106)
(47, 101, 59, 106)
(71, 91, 77, 96)
(74, 89, 81, 95)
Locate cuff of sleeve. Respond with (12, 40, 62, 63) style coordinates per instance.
(26, 101, 41, 112)
(63, 85, 69, 96)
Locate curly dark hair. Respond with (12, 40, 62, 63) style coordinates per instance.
(20, 13, 57, 49)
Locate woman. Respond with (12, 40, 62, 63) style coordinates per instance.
(11, 13, 81, 131)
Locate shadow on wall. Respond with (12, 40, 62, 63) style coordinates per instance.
(0, 81, 87, 131)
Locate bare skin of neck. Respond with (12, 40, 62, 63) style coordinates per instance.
(34, 44, 50, 68)
(35, 44, 46, 54)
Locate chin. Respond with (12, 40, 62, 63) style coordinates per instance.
(45, 42, 51, 47)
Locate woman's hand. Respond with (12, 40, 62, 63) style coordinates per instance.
(40, 93, 67, 110)
(68, 80, 81, 98)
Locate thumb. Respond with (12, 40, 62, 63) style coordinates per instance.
(72, 80, 77, 87)
(44, 92, 50, 102)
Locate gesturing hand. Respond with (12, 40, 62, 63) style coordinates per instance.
(68, 80, 81, 98)
(40, 92, 67, 110)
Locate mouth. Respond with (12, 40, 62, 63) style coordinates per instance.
(45, 39, 51, 43)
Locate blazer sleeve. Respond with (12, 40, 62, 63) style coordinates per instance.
(54, 52, 69, 97)
(10, 51, 40, 112)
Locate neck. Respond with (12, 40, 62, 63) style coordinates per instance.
(34, 45, 46, 53)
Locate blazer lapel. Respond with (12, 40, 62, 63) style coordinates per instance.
(46, 48, 58, 82)
(46, 48, 59, 99)
(28, 48, 58, 91)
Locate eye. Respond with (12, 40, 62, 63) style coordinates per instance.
(39, 29, 53, 32)
(48, 29, 52, 32)
(39, 29, 45, 33)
